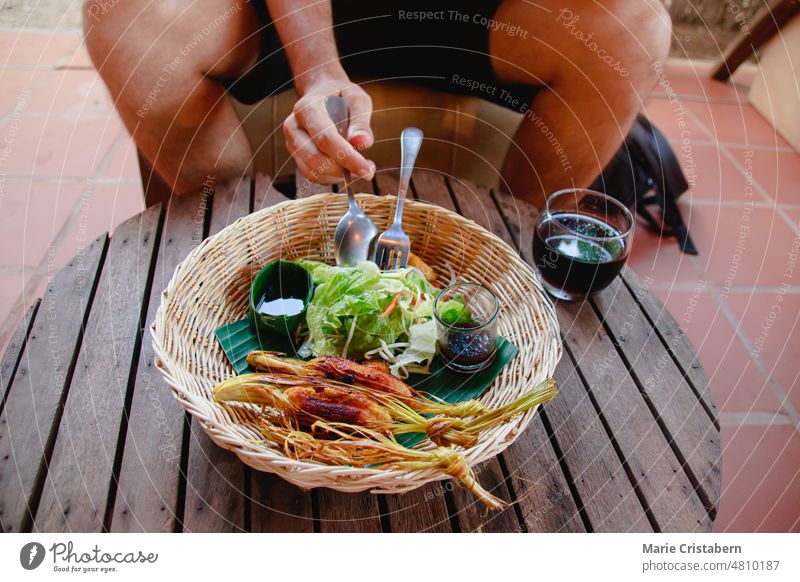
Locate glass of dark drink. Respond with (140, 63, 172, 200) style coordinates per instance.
(434, 283, 499, 373)
(533, 188, 633, 301)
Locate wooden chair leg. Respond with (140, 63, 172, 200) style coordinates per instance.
(137, 149, 174, 208)
(711, 0, 800, 81)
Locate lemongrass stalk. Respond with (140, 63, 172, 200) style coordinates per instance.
(244, 368, 488, 418)
(217, 374, 475, 446)
(213, 375, 295, 411)
(246, 351, 489, 418)
(245, 352, 311, 376)
(245, 373, 478, 446)
(363, 392, 478, 447)
(261, 419, 506, 511)
(215, 374, 556, 449)
(462, 378, 557, 434)
(414, 398, 488, 417)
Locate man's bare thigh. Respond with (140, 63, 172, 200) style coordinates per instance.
(85, 0, 261, 85)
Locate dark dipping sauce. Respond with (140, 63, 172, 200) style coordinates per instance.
(439, 322, 496, 370)
(533, 213, 627, 298)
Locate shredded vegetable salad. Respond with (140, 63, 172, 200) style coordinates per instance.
(295, 260, 465, 378)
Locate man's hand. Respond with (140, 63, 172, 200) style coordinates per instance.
(268, 0, 375, 183)
(283, 76, 376, 184)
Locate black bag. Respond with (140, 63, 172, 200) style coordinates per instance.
(590, 115, 697, 255)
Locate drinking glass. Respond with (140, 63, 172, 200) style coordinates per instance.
(533, 188, 634, 301)
(434, 282, 499, 373)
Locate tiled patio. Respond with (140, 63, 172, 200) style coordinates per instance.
(0, 30, 798, 532)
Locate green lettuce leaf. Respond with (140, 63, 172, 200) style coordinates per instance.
(296, 260, 468, 375)
(390, 318, 437, 376)
(436, 298, 472, 326)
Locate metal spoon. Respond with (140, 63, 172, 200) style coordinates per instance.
(324, 95, 378, 267)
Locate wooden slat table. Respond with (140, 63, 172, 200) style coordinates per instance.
(0, 170, 721, 533)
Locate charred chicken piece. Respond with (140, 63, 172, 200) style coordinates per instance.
(246, 352, 416, 402)
(408, 253, 436, 284)
(313, 356, 415, 401)
(363, 360, 391, 374)
(284, 385, 392, 429)
(213, 376, 392, 430)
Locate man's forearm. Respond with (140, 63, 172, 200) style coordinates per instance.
(267, 0, 346, 94)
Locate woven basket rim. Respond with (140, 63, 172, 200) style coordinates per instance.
(152, 192, 562, 494)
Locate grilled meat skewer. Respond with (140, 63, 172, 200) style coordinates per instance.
(245, 351, 489, 417)
(213, 378, 392, 430)
(246, 352, 415, 401)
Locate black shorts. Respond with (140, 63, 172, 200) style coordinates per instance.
(222, 0, 540, 114)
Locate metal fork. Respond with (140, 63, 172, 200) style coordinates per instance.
(374, 127, 423, 270)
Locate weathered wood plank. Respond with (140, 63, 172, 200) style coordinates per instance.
(250, 473, 314, 533)
(491, 189, 538, 266)
(248, 174, 316, 531)
(295, 168, 332, 199)
(448, 178, 579, 533)
(316, 489, 382, 532)
(383, 483, 452, 533)
(374, 168, 400, 197)
(447, 177, 508, 239)
(501, 415, 586, 533)
(450, 458, 518, 533)
(545, 353, 653, 532)
(591, 278, 722, 515)
(33, 206, 162, 532)
(0, 300, 40, 413)
(181, 180, 252, 533)
(451, 178, 577, 532)
(411, 170, 453, 210)
(621, 269, 718, 424)
(182, 425, 246, 533)
(556, 300, 712, 532)
(209, 178, 251, 234)
(495, 193, 652, 533)
(254, 173, 289, 211)
(110, 191, 210, 532)
(0, 236, 108, 532)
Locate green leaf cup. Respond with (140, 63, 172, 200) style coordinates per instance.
(249, 260, 314, 338)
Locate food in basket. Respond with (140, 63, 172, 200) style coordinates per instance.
(215, 379, 392, 429)
(213, 369, 556, 508)
(247, 351, 416, 402)
(407, 253, 437, 283)
(258, 420, 507, 510)
(210, 235, 555, 508)
(214, 369, 557, 453)
(156, 193, 561, 510)
(245, 351, 486, 416)
(293, 259, 459, 377)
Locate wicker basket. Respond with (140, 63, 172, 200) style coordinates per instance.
(152, 193, 561, 494)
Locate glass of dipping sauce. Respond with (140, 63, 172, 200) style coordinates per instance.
(434, 282, 499, 373)
(249, 260, 314, 337)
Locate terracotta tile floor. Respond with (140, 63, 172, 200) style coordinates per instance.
(0, 30, 798, 532)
